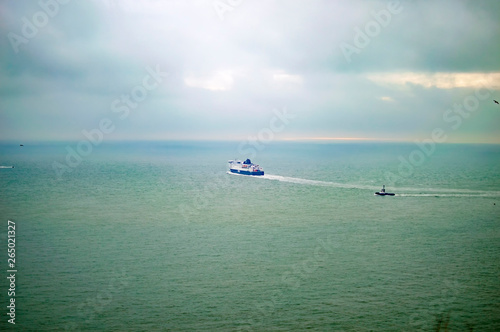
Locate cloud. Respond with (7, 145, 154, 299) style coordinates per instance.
(0, 0, 499, 143)
(184, 71, 235, 91)
(379, 96, 395, 102)
(367, 72, 500, 90)
(272, 72, 303, 86)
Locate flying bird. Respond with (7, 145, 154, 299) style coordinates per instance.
(494, 100, 499, 104)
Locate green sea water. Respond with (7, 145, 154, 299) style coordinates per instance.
(0, 141, 499, 331)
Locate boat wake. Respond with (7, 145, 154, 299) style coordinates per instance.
(261, 174, 377, 190)
(396, 193, 500, 197)
(228, 172, 500, 197)
(0, 166, 14, 169)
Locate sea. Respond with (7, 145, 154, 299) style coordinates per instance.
(0, 141, 499, 331)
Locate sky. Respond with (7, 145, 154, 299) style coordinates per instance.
(1, 0, 499, 143)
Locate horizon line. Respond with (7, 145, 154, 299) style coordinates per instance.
(280, 137, 399, 142)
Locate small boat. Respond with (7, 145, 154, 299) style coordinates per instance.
(375, 185, 395, 196)
(228, 159, 264, 176)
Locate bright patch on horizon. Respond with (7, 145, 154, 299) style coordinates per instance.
(367, 72, 500, 90)
(379, 96, 395, 102)
(281, 137, 394, 141)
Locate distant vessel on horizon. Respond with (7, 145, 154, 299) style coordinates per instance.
(375, 185, 395, 196)
(228, 159, 264, 176)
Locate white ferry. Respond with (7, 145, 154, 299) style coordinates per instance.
(228, 159, 264, 176)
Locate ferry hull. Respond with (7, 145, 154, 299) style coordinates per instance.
(230, 169, 264, 176)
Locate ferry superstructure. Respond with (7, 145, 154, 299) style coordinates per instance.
(228, 159, 264, 176)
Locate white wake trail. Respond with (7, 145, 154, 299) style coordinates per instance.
(261, 174, 377, 190)
(228, 172, 500, 197)
(396, 193, 500, 197)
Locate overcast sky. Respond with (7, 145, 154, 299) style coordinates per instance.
(1, 0, 499, 143)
